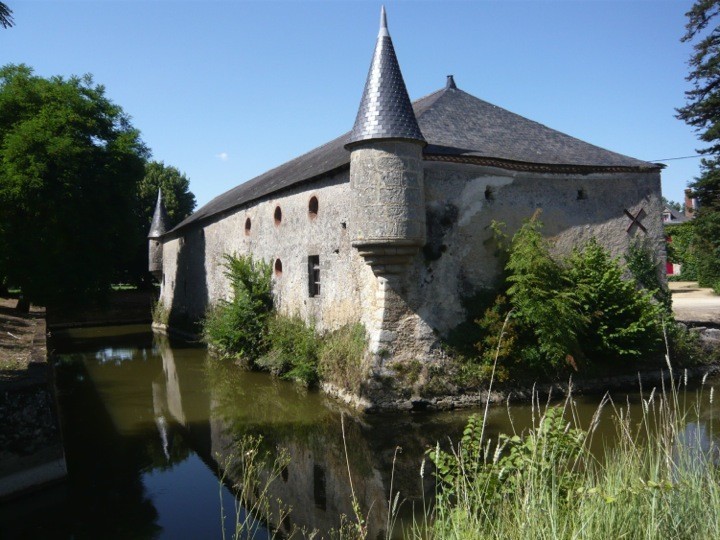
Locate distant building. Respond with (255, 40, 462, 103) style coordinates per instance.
(663, 189, 696, 276)
(150, 8, 665, 410)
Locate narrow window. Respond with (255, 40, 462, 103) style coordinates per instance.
(577, 188, 587, 200)
(274, 258, 283, 277)
(274, 206, 282, 226)
(244, 217, 251, 235)
(308, 196, 319, 219)
(308, 255, 320, 297)
(484, 186, 494, 201)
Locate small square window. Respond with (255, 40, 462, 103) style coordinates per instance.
(308, 255, 320, 297)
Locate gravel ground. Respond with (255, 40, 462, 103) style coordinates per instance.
(670, 281, 720, 325)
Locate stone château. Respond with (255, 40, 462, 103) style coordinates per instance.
(150, 8, 665, 410)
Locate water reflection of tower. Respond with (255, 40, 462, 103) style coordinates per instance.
(153, 332, 213, 459)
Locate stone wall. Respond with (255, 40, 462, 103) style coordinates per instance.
(159, 160, 663, 408)
(160, 170, 378, 334)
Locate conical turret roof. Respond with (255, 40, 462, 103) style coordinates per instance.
(345, 6, 425, 148)
(148, 189, 169, 238)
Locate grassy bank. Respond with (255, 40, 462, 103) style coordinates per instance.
(419, 382, 719, 539)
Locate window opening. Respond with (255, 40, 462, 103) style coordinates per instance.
(484, 186, 494, 201)
(274, 206, 282, 225)
(245, 217, 251, 235)
(308, 196, 319, 218)
(577, 188, 587, 200)
(274, 258, 283, 277)
(308, 255, 320, 297)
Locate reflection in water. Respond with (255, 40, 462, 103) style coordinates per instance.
(1, 324, 719, 539)
(95, 346, 138, 364)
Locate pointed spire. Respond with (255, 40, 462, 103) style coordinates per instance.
(345, 6, 425, 148)
(379, 5, 389, 37)
(148, 189, 169, 238)
(446, 75, 457, 90)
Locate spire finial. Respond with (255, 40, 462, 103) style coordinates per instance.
(148, 187, 169, 238)
(446, 75, 457, 90)
(379, 6, 389, 37)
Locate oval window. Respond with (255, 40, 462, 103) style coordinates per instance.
(274, 206, 282, 226)
(274, 258, 283, 276)
(244, 217, 251, 235)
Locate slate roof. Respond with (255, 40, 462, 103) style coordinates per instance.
(148, 189, 169, 238)
(346, 6, 425, 148)
(663, 206, 690, 225)
(171, 83, 661, 235)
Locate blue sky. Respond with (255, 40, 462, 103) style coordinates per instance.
(1, 0, 705, 209)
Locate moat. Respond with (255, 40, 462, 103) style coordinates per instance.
(2, 324, 719, 539)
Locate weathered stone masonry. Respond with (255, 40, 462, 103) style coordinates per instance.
(151, 8, 665, 410)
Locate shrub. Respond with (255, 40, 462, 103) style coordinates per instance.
(626, 238, 672, 312)
(567, 239, 664, 365)
(257, 315, 319, 385)
(202, 254, 273, 361)
(474, 220, 667, 376)
(504, 218, 586, 369)
(318, 323, 368, 393)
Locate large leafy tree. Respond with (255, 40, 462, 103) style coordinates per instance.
(0, 64, 148, 307)
(677, 0, 720, 288)
(123, 161, 196, 286)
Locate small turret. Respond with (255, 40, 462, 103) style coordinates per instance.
(346, 6, 426, 273)
(148, 189, 169, 280)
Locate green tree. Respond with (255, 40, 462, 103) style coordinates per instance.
(138, 161, 195, 231)
(0, 64, 148, 307)
(677, 1, 720, 288)
(123, 161, 196, 286)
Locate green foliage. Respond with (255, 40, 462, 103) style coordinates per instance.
(505, 218, 585, 368)
(202, 254, 367, 388)
(625, 238, 672, 312)
(430, 407, 585, 504)
(691, 208, 720, 288)
(665, 221, 699, 280)
(257, 315, 319, 386)
(569, 239, 664, 364)
(318, 323, 368, 393)
(138, 161, 196, 231)
(123, 160, 197, 286)
(0, 64, 148, 306)
(677, 2, 720, 289)
(202, 254, 273, 361)
(423, 384, 720, 540)
(474, 220, 665, 376)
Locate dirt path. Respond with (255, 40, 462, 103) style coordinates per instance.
(670, 281, 720, 325)
(0, 298, 46, 384)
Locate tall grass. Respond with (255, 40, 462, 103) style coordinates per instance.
(414, 354, 720, 539)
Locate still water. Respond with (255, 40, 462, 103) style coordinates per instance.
(1, 325, 719, 539)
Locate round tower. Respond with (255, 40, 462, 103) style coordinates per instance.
(345, 6, 426, 273)
(148, 189, 169, 281)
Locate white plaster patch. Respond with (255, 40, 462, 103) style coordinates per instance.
(457, 176, 514, 227)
